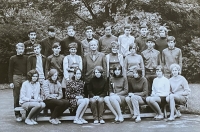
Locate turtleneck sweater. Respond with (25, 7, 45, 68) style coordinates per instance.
(128, 76, 148, 97)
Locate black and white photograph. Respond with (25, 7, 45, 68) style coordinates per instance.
(0, 0, 200, 132)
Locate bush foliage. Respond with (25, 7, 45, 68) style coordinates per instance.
(0, 0, 199, 83)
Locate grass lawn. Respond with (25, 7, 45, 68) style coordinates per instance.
(0, 83, 200, 114)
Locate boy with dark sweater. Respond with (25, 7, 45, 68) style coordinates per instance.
(45, 42, 64, 82)
(162, 36, 182, 78)
(40, 26, 61, 57)
(8, 43, 27, 122)
(60, 25, 82, 56)
(24, 29, 40, 56)
(81, 26, 99, 57)
(99, 25, 118, 55)
(135, 24, 149, 54)
(155, 26, 168, 56)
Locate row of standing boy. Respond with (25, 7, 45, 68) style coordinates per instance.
(8, 24, 186, 125)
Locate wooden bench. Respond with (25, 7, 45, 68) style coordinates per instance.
(14, 106, 157, 121)
(163, 103, 187, 118)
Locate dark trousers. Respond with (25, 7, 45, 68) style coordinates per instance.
(89, 97, 104, 120)
(145, 71, 157, 95)
(13, 75, 26, 117)
(44, 99, 70, 119)
(84, 83, 89, 98)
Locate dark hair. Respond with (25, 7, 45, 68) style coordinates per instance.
(133, 69, 143, 77)
(28, 29, 36, 34)
(52, 42, 60, 48)
(71, 68, 82, 80)
(124, 24, 131, 30)
(156, 65, 164, 73)
(85, 26, 93, 31)
(27, 69, 39, 82)
(48, 26, 55, 32)
(47, 69, 58, 82)
(93, 66, 104, 78)
(33, 44, 41, 48)
(112, 64, 123, 77)
(129, 43, 138, 52)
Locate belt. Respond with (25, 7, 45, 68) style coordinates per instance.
(14, 74, 26, 76)
(145, 69, 156, 73)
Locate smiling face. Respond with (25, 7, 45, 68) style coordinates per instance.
(94, 69, 101, 78)
(172, 67, 179, 77)
(69, 47, 77, 55)
(140, 28, 148, 37)
(111, 47, 118, 54)
(31, 73, 38, 82)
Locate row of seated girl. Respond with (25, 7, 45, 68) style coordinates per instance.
(19, 63, 190, 125)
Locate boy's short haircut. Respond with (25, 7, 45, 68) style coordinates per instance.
(48, 26, 55, 32)
(16, 43, 24, 49)
(104, 23, 112, 29)
(159, 26, 168, 34)
(28, 29, 36, 34)
(85, 26, 93, 31)
(68, 42, 78, 49)
(111, 41, 119, 48)
(89, 40, 98, 46)
(167, 36, 176, 42)
(33, 44, 41, 48)
(140, 23, 148, 29)
(124, 24, 131, 30)
(156, 65, 164, 73)
(146, 36, 156, 43)
(67, 25, 74, 31)
(52, 42, 60, 49)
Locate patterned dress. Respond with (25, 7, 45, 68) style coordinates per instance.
(65, 80, 84, 110)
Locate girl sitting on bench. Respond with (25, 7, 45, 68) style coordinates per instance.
(42, 69, 70, 125)
(166, 64, 191, 121)
(104, 64, 128, 123)
(19, 69, 45, 125)
(66, 68, 89, 125)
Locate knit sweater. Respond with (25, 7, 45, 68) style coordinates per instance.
(151, 76, 170, 97)
(45, 54, 65, 78)
(135, 36, 147, 54)
(88, 77, 108, 98)
(109, 76, 128, 96)
(40, 37, 61, 57)
(19, 81, 41, 104)
(128, 76, 148, 97)
(99, 35, 118, 55)
(60, 36, 82, 56)
(169, 75, 191, 98)
(155, 37, 168, 55)
(8, 55, 27, 83)
(42, 80, 63, 100)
